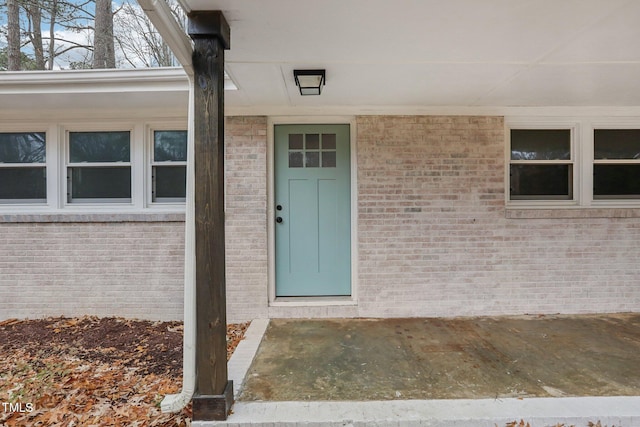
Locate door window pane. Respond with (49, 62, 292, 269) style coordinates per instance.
(511, 129, 570, 160)
(305, 151, 319, 168)
(69, 131, 130, 163)
(594, 165, 640, 198)
(70, 167, 131, 199)
(0, 168, 46, 200)
(154, 130, 187, 162)
(322, 151, 336, 168)
(510, 165, 572, 199)
(289, 151, 303, 168)
(594, 129, 640, 160)
(154, 166, 186, 199)
(306, 134, 320, 150)
(289, 134, 303, 150)
(0, 132, 46, 163)
(322, 134, 336, 150)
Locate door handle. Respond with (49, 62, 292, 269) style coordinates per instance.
(276, 217, 283, 224)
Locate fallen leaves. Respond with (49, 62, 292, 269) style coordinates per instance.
(0, 316, 249, 427)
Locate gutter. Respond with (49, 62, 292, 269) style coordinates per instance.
(137, 0, 197, 413)
(161, 79, 197, 413)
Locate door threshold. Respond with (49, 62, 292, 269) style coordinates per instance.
(271, 296, 356, 307)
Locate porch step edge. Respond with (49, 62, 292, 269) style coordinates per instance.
(193, 396, 640, 427)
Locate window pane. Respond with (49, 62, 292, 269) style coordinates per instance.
(0, 168, 46, 200)
(322, 151, 336, 168)
(322, 134, 336, 150)
(69, 131, 130, 163)
(70, 167, 131, 199)
(510, 129, 570, 160)
(594, 165, 640, 198)
(289, 151, 303, 168)
(306, 134, 320, 150)
(154, 130, 187, 162)
(510, 164, 572, 199)
(154, 166, 186, 199)
(594, 129, 640, 160)
(289, 134, 303, 150)
(0, 132, 46, 163)
(305, 151, 319, 167)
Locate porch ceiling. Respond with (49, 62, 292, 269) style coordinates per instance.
(177, 0, 640, 113)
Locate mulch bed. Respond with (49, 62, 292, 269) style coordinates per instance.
(0, 316, 249, 426)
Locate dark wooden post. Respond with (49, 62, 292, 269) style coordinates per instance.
(187, 11, 232, 422)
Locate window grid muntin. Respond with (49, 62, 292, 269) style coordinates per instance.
(66, 130, 132, 204)
(0, 132, 47, 203)
(151, 129, 187, 203)
(509, 128, 575, 201)
(288, 133, 337, 169)
(593, 128, 640, 199)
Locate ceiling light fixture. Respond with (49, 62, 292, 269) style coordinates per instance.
(293, 69, 325, 96)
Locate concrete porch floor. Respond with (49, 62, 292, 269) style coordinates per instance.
(197, 314, 640, 426)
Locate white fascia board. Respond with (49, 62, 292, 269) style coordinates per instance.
(0, 67, 189, 95)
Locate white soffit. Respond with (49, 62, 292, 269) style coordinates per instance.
(0, 68, 189, 116)
(175, 0, 640, 112)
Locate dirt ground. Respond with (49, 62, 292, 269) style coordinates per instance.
(0, 316, 249, 426)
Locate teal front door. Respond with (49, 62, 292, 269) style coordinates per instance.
(275, 124, 351, 297)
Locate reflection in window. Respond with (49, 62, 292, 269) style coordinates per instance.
(0, 132, 46, 203)
(67, 131, 131, 203)
(594, 129, 640, 199)
(152, 130, 187, 202)
(509, 129, 573, 201)
(70, 131, 130, 163)
(287, 133, 337, 169)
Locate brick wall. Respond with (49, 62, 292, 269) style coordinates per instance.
(2, 115, 639, 322)
(224, 116, 269, 322)
(0, 116, 269, 322)
(0, 221, 184, 321)
(355, 115, 640, 317)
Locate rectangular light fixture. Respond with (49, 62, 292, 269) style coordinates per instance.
(293, 69, 325, 96)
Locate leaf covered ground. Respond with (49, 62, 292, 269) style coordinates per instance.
(0, 316, 249, 426)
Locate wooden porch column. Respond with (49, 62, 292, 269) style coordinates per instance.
(187, 11, 232, 422)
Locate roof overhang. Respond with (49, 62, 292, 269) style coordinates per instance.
(0, 68, 189, 119)
(139, 0, 640, 115)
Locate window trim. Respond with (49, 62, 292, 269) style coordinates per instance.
(64, 128, 134, 205)
(590, 124, 640, 204)
(146, 123, 188, 206)
(0, 129, 50, 205)
(506, 120, 580, 208)
(507, 117, 640, 210)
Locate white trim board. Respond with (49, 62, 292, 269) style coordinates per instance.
(266, 116, 359, 310)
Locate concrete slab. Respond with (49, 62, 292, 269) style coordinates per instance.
(195, 314, 640, 426)
(241, 314, 640, 401)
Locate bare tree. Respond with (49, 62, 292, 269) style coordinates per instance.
(24, 0, 46, 69)
(7, 0, 21, 70)
(93, 0, 115, 68)
(2, 0, 181, 70)
(113, 0, 182, 67)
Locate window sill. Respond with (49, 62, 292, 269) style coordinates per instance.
(505, 207, 640, 219)
(0, 212, 186, 223)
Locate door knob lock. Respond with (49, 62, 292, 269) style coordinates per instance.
(276, 217, 283, 223)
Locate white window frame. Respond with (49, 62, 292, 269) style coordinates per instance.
(0, 130, 49, 205)
(506, 119, 580, 208)
(507, 117, 640, 210)
(0, 122, 58, 208)
(588, 120, 640, 207)
(147, 124, 188, 206)
(62, 123, 137, 207)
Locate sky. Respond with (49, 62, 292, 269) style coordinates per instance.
(0, 0, 172, 69)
